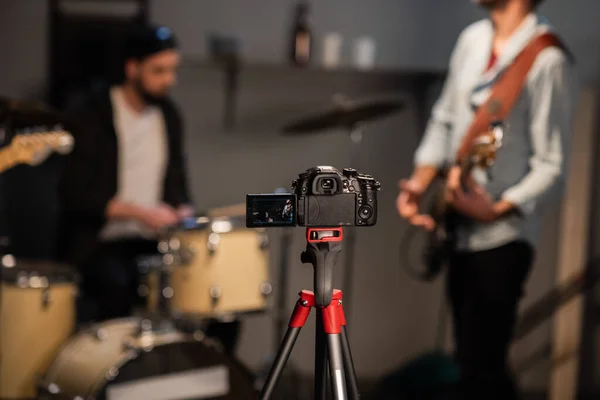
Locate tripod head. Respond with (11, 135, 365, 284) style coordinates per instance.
(301, 227, 343, 307)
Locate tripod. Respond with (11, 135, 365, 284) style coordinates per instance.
(260, 227, 360, 400)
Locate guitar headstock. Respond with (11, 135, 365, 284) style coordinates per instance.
(8, 127, 74, 166)
(469, 121, 504, 169)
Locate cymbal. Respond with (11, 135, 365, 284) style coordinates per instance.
(0, 97, 54, 115)
(0, 97, 64, 126)
(282, 96, 406, 134)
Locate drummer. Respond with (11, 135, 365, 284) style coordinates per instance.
(59, 24, 240, 354)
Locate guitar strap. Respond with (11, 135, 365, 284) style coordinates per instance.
(455, 32, 566, 163)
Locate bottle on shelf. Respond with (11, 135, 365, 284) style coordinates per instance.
(289, 1, 311, 66)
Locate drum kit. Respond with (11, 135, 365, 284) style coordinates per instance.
(0, 94, 405, 400)
(1, 209, 267, 400)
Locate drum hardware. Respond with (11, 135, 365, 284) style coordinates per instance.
(209, 286, 223, 309)
(258, 229, 269, 250)
(41, 285, 51, 308)
(207, 232, 221, 254)
(260, 281, 273, 297)
(2, 253, 16, 267)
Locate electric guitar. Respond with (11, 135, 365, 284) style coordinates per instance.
(0, 128, 74, 173)
(410, 122, 505, 280)
(424, 122, 504, 278)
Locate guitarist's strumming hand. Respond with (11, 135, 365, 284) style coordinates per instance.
(396, 178, 435, 232)
(449, 175, 516, 223)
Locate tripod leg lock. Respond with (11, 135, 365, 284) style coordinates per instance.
(288, 290, 347, 333)
(321, 290, 345, 334)
(289, 290, 315, 328)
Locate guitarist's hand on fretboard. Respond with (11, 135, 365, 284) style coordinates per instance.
(396, 178, 435, 232)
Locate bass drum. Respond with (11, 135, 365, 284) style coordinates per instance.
(39, 318, 256, 400)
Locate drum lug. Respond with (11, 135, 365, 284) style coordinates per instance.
(180, 246, 195, 265)
(209, 286, 222, 306)
(258, 231, 269, 250)
(193, 330, 206, 342)
(260, 281, 273, 297)
(44, 382, 61, 395)
(158, 240, 170, 253)
(41, 286, 51, 308)
(207, 233, 221, 255)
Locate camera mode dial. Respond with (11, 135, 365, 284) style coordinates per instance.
(342, 168, 358, 177)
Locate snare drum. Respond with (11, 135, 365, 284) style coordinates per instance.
(38, 318, 256, 399)
(165, 215, 272, 319)
(0, 257, 77, 399)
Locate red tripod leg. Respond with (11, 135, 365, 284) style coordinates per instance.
(319, 290, 346, 400)
(260, 291, 315, 400)
(321, 290, 360, 400)
(339, 294, 360, 400)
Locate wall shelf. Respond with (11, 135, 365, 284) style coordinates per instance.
(181, 57, 446, 133)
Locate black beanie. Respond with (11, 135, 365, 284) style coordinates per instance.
(123, 24, 179, 61)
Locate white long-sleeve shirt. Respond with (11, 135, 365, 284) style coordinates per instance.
(414, 13, 576, 251)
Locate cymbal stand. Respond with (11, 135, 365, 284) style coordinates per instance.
(259, 227, 360, 400)
(341, 122, 365, 322)
(135, 252, 174, 332)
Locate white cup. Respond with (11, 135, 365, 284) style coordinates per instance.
(353, 36, 376, 70)
(322, 33, 343, 69)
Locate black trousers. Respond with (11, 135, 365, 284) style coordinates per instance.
(447, 240, 534, 400)
(78, 239, 241, 355)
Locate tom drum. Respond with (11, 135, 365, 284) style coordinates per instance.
(164, 215, 272, 320)
(0, 257, 77, 399)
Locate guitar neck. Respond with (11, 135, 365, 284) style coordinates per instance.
(0, 147, 20, 174)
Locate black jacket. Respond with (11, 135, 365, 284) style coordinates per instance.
(59, 89, 191, 265)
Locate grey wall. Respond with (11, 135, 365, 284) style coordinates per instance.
(151, 0, 600, 84)
(0, 0, 48, 98)
(0, 0, 599, 395)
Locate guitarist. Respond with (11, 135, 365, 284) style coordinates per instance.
(396, 0, 575, 399)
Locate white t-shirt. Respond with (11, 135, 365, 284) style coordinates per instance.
(100, 86, 168, 240)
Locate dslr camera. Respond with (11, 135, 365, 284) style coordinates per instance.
(246, 166, 381, 228)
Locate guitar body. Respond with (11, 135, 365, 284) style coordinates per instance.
(422, 172, 459, 280)
(400, 122, 503, 282)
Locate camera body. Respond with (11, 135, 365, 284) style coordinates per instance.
(246, 166, 381, 229)
(292, 166, 380, 227)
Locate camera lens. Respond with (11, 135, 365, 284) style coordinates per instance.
(358, 205, 373, 219)
(321, 179, 334, 190)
